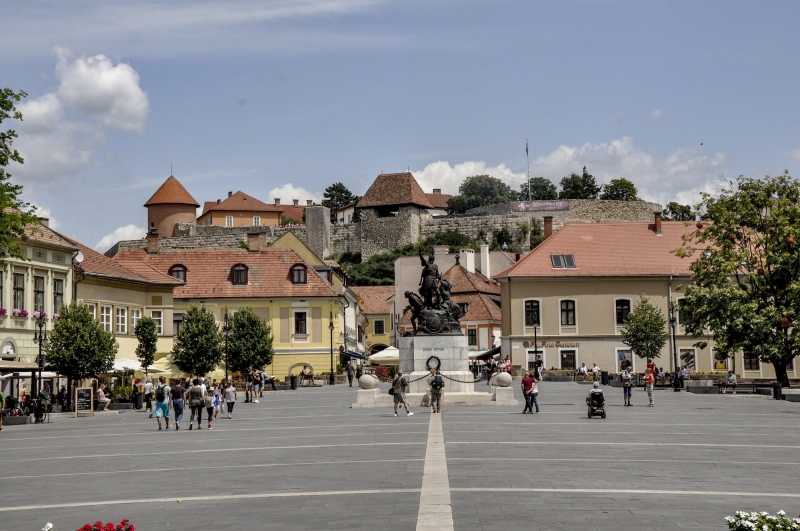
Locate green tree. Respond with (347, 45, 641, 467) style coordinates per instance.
(558, 166, 601, 200)
(662, 201, 694, 221)
(171, 304, 223, 376)
(600, 178, 639, 201)
(491, 225, 513, 251)
(322, 182, 359, 222)
(621, 295, 669, 360)
(520, 177, 558, 200)
(227, 307, 274, 372)
(47, 302, 118, 382)
(134, 316, 158, 378)
(446, 175, 518, 214)
(676, 171, 800, 386)
(529, 217, 545, 249)
(0, 88, 38, 260)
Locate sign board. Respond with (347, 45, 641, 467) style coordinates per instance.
(511, 200, 570, 212)
(75, 387, 94, 417)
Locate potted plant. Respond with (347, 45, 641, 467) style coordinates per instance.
(0, 308, 6, 317)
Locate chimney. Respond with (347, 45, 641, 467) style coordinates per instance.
(654, 212, 662, 235)
(433, 188, 441, 194)
(480, 243, 490, 278)
(274, 198, 281, 206)
(246, 232, 267, 252)
(38, 217, 49, 228)
(293, 199, 299, 207)
(228, 191, 233, 198)
(216, 199, 221, 204)
(544, 216, 553, 239)
(459, 249, 475, 274)
(146, 226, 159, 254)
(307, 200, 313, 206)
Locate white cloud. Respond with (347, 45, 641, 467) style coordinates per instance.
(789, 148, 800, 161)
(28, 204, 60, 230)
(413, 160, 525, 195)
(651, 109, 663, 119)
(267, 183, 323, 204)
(95, 224, 146, 252)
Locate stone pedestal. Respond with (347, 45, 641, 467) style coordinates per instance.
(399, 335, 474, 394)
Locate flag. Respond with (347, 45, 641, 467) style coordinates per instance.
(526, 139, 529, 156)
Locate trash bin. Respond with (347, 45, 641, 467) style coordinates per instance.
(600, 371, 609, 385)
(773, 382, 783, 400)
(290, 375, 298, 390)
(134, 391, 144, 410)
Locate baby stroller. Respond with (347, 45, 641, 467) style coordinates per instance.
(587, 390, 606, 419)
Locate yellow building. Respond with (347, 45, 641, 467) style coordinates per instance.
(197, 191, 283, 228)
(350, 285, 394, 354)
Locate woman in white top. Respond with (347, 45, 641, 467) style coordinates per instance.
(224, 381, 237, 419)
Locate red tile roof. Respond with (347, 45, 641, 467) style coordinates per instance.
(24, 221, 78, 251)
(425, 191, 453, 209)
(398, 293, 501, 324)
(497, 221, 697, 278)
(350, 285, 394, 316)
(279, 204, 305, 223)
(63, 237, 182, 286)
(357, 173, 434, 209)
(200, 191, 283, 215)
(443, 264, 501, 296)
(113, 248, 339, 299)
(144, 176, 200, 207)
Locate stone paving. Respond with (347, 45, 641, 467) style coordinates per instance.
(0, 382, 798, 530)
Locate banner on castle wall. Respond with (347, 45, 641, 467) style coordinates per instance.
(512, 201, 570, 212)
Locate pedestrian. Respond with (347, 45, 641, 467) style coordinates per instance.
(392, 369, 413, 417)
(224, 380, 237, 419)
(245, 369, 253, 402)
(0, 387, 5, 431)
(428, 368, 444, 413)
(251, 368, 261, 404)
(356, 363, 363, 380)
(621, 365, 634, 406)
(205, 385, 215, 429)
(346, 361, 355, 387)
(144, 379, 153, 416)
(259, 369, 269, 397)
(170, 380, 185, 430)
(644, 368, 655, 407)
(534, 354, 544, 380)
(154, 376, 171, 430)
(188, 378, 205, 430)
(724, 370, 737, 394)
(646, 358, 657, 379)
(520, 371, 538, 414)
(213, 385, 221, 419)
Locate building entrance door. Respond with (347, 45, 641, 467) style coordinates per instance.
(560, 350, 576, 370)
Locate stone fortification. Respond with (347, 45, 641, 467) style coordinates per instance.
(359, 206, 429, 260)
(331, 223, 361, 256)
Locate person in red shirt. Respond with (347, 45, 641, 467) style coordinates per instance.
(521, 372, 537, 414)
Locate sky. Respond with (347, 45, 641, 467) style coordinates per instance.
(4, 1, 800, 251)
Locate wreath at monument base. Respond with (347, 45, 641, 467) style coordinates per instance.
(426, 356, 441, 371)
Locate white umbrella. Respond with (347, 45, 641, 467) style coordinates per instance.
(0, 371, 62, 380)
(112, 361, 164, 373)
(369, 347, 399, 363)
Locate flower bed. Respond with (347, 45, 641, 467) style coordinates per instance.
(726, 510, 800, 530)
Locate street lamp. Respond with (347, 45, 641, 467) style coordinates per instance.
(329, 310, 335, 385)
(223, 309, 231, 380)
(33, 311, 48, 400)
(668, 302, 681, 392)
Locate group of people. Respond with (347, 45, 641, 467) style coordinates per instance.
(470, 357, 512, 384)
(389, 367, 447, 416)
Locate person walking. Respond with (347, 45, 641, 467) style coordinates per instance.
(356, 363, 363, 380)
(244, 369, 254, 403)
(205, 385, 215, 429)
(251, 368, 261, 404)
(621, 366, 634, 406)
(154, 376, 171, 430)
(427, 368, 444, 413)
(0, 388, 5, 431)
(212, 385, 221, 419)
(170, 380, 185, 430)
(144, 379, 153, 417)
(392, 369, 413, 417)
(644, 368, 655, 407)
(521, 371, 536, 414)
(224, 380, 237, 419)
(346, 361, 355, 387)
(188, 378, 205, 430)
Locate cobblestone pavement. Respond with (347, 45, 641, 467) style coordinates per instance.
(0, 382, 798, 530)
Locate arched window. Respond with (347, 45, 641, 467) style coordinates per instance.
(168, 264, 187, 282)
(231, 264, 248, 285)
(290, 264, 307, 284)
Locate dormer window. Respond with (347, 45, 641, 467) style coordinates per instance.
(551, 254, 576, 269)
(168, 265, 187, 282)
(231, 264, 248, 285)
(291, 264, 307, 284)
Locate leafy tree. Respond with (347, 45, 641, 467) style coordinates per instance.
(47, 302, 118, 382)
(600, 178, 639, 201)
(227, 307, 274, 372)
(322, 182, 359, 222)
(621, 295, 669, 360)
(446, 175, 518, 214)
(558, 166, 601, 200)
(676, 172, 800, 386)
(171, 304, 223, 376)
(0, 88, 39, 260)
(134, 316, 158, 378)
(529, 217, 545, 249)
(662, 202, 694, 221)
(520, 177, 558, 200)
(491, 225, 513, 251)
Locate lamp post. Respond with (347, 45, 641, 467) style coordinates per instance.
(329, 310, 335, 385)
(223, 309, 231, 380)
(668, 301, 681, 392)
(33, 311, 48, 400)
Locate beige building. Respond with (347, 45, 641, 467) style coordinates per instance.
(496, 215, 790, 378)
(198, 191, 284, 228)
(350, 285, 394, 354)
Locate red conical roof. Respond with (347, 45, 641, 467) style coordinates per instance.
(144, 175, 200, 207)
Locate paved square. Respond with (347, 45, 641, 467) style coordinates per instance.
(1, 382, 798, 530)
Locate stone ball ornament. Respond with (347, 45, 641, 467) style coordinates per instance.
(493, 372, 512, 387)
(358, 374, 379, 389)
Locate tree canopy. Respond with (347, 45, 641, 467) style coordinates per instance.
(621, 295, 669, 360)
(519, 177, 558, 200)
(47, 302, 118, 381)
(662, 202, 694, 221)
(600, 178, 639, 201)
(0, 88, 39, 260)
(322, 182, 359, 221)
(446, 175, 518, 214)
(676, 171, 800, 385)
(134, 316, 158, 377)
(171, 305, 223, 376)
(227, 307, 274, 372)
(558, 166, 601, 200)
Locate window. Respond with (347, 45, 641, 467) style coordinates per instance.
(744, 356, 759, 371)
(458, 303, 469, 315)
(615, 299, 631, 325)
(53, 279, 64, 314)
(617, 349, 632, 372)
(524, 300, 540, 327)
(116, 307, 128, 334)
(467, 328, 477, 346)
(33, 276, 45, 312)
(168, 265, 186, 282)
(294, 311, 307, 335)
(85, 303, 97, 320)
(679, 348, 696, 370)
(373, 319, 385, 335)
(291, 265, 307, 284)
(0, 273, 3, 309)
(131, 308, 141, 331)
(13, 273, 24, 310)
(551, 254, 576, 268)
(560, 300, 576, 326)
(253, 216, 261, 227)
(560, 350, 576, 370)
(151, 310, 163, 335)
(225, 216, 233, 227)
(100, 305, 113, 333)
(173, 313, 183, 337)
(231, 264, 248, 285)
(713, 349, 729, 370)
(677, 299, 689, 325)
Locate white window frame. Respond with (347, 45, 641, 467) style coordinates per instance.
(558, 348, 578, 371)
(116, 307, 128, 335)
(614, 298, 632, 329)
(526, 348, 545, 372)
(131, 308, 142, 332)
(615, 347, 633, 372)
(253, 216, 261, 227)
(292, 310, 308, 340)
(85, 303, 97, 321)
(100, 305, 113, 333)
(679, 347, 696, 371)
(151, 310, 163, 336)
(225, 216, 233, 227)
(558, 298, 578, 334)
(373, 319, 385, 335)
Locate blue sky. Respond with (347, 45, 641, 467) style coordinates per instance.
(4, 1, 800, 250)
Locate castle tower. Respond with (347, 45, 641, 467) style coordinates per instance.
(144, 175, 200, 237)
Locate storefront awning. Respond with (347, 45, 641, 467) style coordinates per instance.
(0, 360, 39, 371)
(472, 346, 501, 360)
(343, 350, 368, 360)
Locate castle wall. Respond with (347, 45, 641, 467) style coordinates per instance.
(331, 223, 361, 257)
(360, 206, 429, 260)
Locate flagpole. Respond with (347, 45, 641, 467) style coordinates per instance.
(526, 138, 531, 201)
